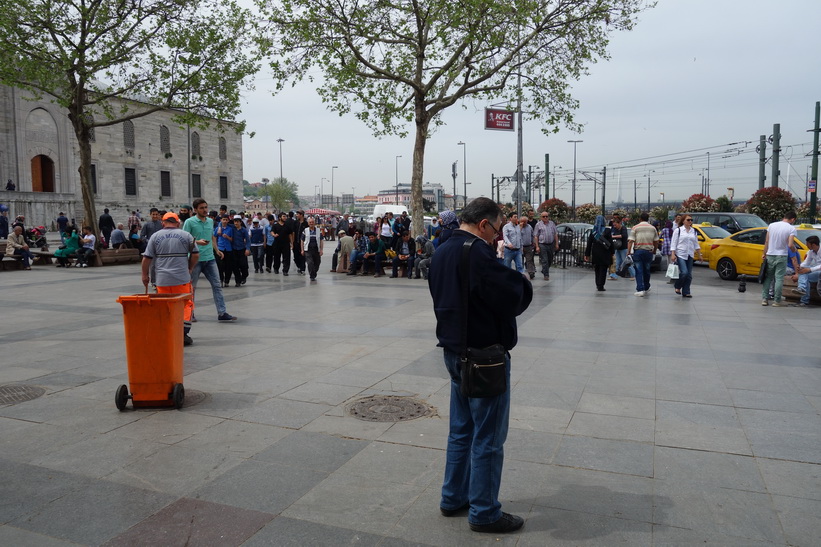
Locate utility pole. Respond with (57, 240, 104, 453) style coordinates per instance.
(451, 161, 457, 209)
(527, 165, 532, 205)
(491, 174, 495, 203)
(771, 123, 781, 188)
(647, 173, 651, 209)
(706, 152, 711, 196)
(601, 166, 607, 214)
(544, 154, 550, 202)
(458, 141, 467, 208)
(568, 140, 582, 220)
(634, 179, 637, 212)
(758, 135, 767, 190)
(809, 102, 819, 221)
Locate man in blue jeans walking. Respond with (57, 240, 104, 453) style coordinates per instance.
(627, 212, 659, 297)
(429, 197, 532, 534)
(183, 198, 237, 322)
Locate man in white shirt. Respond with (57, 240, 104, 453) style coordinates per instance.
(791, 234, 820, 306)
(760, 211, 797, 307)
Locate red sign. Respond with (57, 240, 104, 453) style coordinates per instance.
(809, 180, 817, 193)
(485, 108, 515, 132)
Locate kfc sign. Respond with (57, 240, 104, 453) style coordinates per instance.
(485, 108, 515, 132)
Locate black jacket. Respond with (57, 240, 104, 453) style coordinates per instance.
(429, 230, 532, 353)
(584, 228, 615, 266)
(392, 237, 416, 257)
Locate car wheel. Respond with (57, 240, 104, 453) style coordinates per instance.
(716, 257, 738, 280)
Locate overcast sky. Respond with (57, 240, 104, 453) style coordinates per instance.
(240, 0, 821, 208)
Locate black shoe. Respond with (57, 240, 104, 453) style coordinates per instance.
(389, 274, 398, 278)
(183, 334, 193, 346)
(266, 267, 271, 273)
(235, 283, 241, 287)
(347, 271, 356, 276)
(274, 270, 279, 274)
(218, 313, 237, 322)
(469, 513, 524, 534)
(283, 272, 289, 276)
(440, 503, 469, 517)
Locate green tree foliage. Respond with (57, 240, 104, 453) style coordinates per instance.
(0, 0, 261, 237)
(537, 198, 569, 223)
(260, 0, 652, 236)
(261, 178, 300, 212)
(714, 195, 734, 212)
(650, 205, 670, 222)
(746, 187, 796, 223)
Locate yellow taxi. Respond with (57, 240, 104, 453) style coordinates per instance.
(708, 224, 821, 280)
(690, 223, 731, 265)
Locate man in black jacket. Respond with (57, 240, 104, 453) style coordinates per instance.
(98, 208, 115, 249)
(390, 230, 416, 278)
(428, 197, 532, 534)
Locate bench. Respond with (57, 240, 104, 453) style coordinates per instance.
(0, 242, 25, 270)
(782, 275, 821, 305)
(99, 248, 141, 265)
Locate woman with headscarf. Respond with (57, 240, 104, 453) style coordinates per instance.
(437, 210, 460, 246)
(584, 214, 614, 291)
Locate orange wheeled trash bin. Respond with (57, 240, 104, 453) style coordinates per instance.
(115, 293, 191, 410)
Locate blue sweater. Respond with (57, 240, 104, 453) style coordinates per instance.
(428, 230, 532, 353)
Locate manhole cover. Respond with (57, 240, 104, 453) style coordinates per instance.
(0, 384, 46, 405)
(346, 395, 433, 422)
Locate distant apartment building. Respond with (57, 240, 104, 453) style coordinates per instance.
(377, 182, 447, 212)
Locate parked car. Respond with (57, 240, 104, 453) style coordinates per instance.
(681, 212, 766, 234)
(556, 223, 592, 266)
(690, 223, 731, 265)
(708, 224, 821, 280)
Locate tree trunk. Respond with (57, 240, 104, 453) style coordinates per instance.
(68, 98, 101, 261)
(410, 105, 429, 239)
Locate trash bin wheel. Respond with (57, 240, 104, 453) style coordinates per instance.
(172, 383, 185, 410)
(115, 384, 130, 411)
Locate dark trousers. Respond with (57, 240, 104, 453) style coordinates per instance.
(392, 256, 415, 278)
(293, 243, 305, 272)
(101, 228, 112, 249)
(76, 247, 94, 266)
(220, 250, 234, 283)
(264, 245, 275, 270)
(363, 254, 384, 274)
(274, 244, 290, 273)
(251, 246, 264, 271)
(305, 248, 320, 279)
(233, 250, 248, 284)
(593, 264, 608, 289)
(538, 245, 555, 277)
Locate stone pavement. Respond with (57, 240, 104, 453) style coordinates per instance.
(0, 260, 819, 546)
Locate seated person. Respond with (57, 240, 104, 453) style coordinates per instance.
(110, 223, 130, 249)
(792, 235, 820, 306)
(5, 225, 34, 269)
(768, 246, 801, 299)
(413, 234, 436, 279)
(54, 226, 81, 267)
(390, 229, 416, 278)
(75, 226, 96, 267)
(360, 232, 387, 277)
(347, 230, 370, 275)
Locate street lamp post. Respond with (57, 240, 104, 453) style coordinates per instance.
(276, 138, 285, 182)
(457, 142, 466, 208)
(331, 166, 338, 210)
(320, 177, 327, 207)
(568, 140, 582, 219)
(395, 155, 402, 205)
(351, 186, 356, 213)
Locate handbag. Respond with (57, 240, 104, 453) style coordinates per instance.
(758, 258, 768, 284)
(666, 263, 679, 279)
(458, 239, 507, 398)
(612, 238, 622, 250)
(385, 248, 397, 259)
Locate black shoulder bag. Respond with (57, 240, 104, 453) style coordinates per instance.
(459, 239, 508, 398)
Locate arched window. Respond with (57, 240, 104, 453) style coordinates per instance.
(160, 125, 170, 154)
(123, 120, 135, 149)
(219, 137, 227, 160)
(191, 131, 200, 157)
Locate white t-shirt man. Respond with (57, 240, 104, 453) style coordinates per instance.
(764, 220, 796, 256)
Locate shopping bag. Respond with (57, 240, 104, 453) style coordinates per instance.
(666, 263, 679, 279)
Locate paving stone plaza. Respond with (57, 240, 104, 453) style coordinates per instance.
(0, 261, 819, 546)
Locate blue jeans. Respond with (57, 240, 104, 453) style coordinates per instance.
(190, 259, 226, 315)
(441, 349, 510, 526)
(761, 255, 787, 302)
(674, 255, 694, 295)
(615, 248, 635, 277)
(797, 270, 820, 304)
(632, 249, 653, 291)
(503, 248, 523, 273)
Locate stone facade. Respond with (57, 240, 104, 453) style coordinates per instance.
(0, 85, 243, 229)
